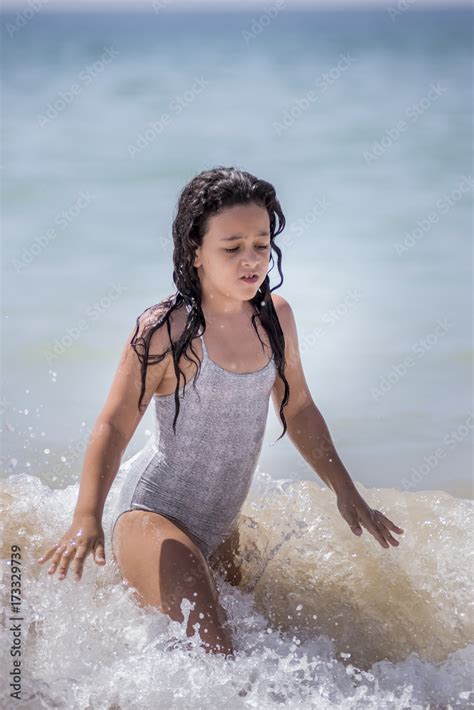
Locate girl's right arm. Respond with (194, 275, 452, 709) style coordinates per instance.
(37, 308, 171, 581)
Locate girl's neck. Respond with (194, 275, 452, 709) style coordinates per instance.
(201, 299, 255, 322)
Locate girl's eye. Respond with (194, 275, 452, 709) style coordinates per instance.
(224, 245, 270, 254)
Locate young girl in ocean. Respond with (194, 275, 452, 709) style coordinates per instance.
(37, 166, 404, 658)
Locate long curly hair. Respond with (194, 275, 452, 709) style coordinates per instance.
(130, 166, 290, 441)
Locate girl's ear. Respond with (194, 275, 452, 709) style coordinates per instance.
(193, 247, 201, 268)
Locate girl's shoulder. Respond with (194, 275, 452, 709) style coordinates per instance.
(270, 292, 292, 316)
(270, 292, 298, 341)
(133, 295, 187, 352)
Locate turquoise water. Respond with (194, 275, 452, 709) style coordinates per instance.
(1, 7, 473, 708)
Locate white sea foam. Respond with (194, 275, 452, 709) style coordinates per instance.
(1, 470, 472, 708)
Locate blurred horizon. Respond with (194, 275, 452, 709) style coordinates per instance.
(1, 0, 471, 11)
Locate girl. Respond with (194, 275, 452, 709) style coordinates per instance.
(37, 166, 404, 658)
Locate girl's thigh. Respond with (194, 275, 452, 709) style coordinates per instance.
(112, 510, 232, 652)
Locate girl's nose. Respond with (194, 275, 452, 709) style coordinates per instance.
(241, 252, 262, 267)
(241, 261, 259, 272)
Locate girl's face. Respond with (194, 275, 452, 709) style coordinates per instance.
(193, 202, 271, 312)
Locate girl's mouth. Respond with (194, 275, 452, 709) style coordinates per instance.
(240, 274, 259, 284)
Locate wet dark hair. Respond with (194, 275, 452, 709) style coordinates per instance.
(130, 165, 290, 441)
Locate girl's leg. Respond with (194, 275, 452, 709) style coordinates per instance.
(112, 510, 234, 657)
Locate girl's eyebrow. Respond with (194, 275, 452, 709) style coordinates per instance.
(220, 230, 270, 242)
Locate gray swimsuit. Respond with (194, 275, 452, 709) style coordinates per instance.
(109, 332, 277, 559)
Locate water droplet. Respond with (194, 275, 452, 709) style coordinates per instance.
(44, 448, 50, 454)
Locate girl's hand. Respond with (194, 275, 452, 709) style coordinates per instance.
(336, 487, 405, 548)
(37, 513, 106, 581)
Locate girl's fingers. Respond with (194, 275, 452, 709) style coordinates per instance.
(361, 516, 390, 548)
(374, 516, 401, 546)
(93, 544, 106, 565)
(371, 526, 390, 548)
(373, 520, 397, 547)
(340, 499, 404, 549)
(73, 544, 90, 580)
(47, 544, 68, 574)
(372, 511, 404, 545)
(39, 537, 106, 580)
(37, 543, 60, 564)
(382, 527, 400, 546)
(57, 544, 78, 580)
(377, 512, 404, 534)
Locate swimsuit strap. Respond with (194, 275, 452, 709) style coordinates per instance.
(199, 332, 208, 360)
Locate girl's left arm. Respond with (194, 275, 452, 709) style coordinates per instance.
(271, 294, 405, 549)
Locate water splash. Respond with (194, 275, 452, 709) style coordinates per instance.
(1, 470, 472, 708)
